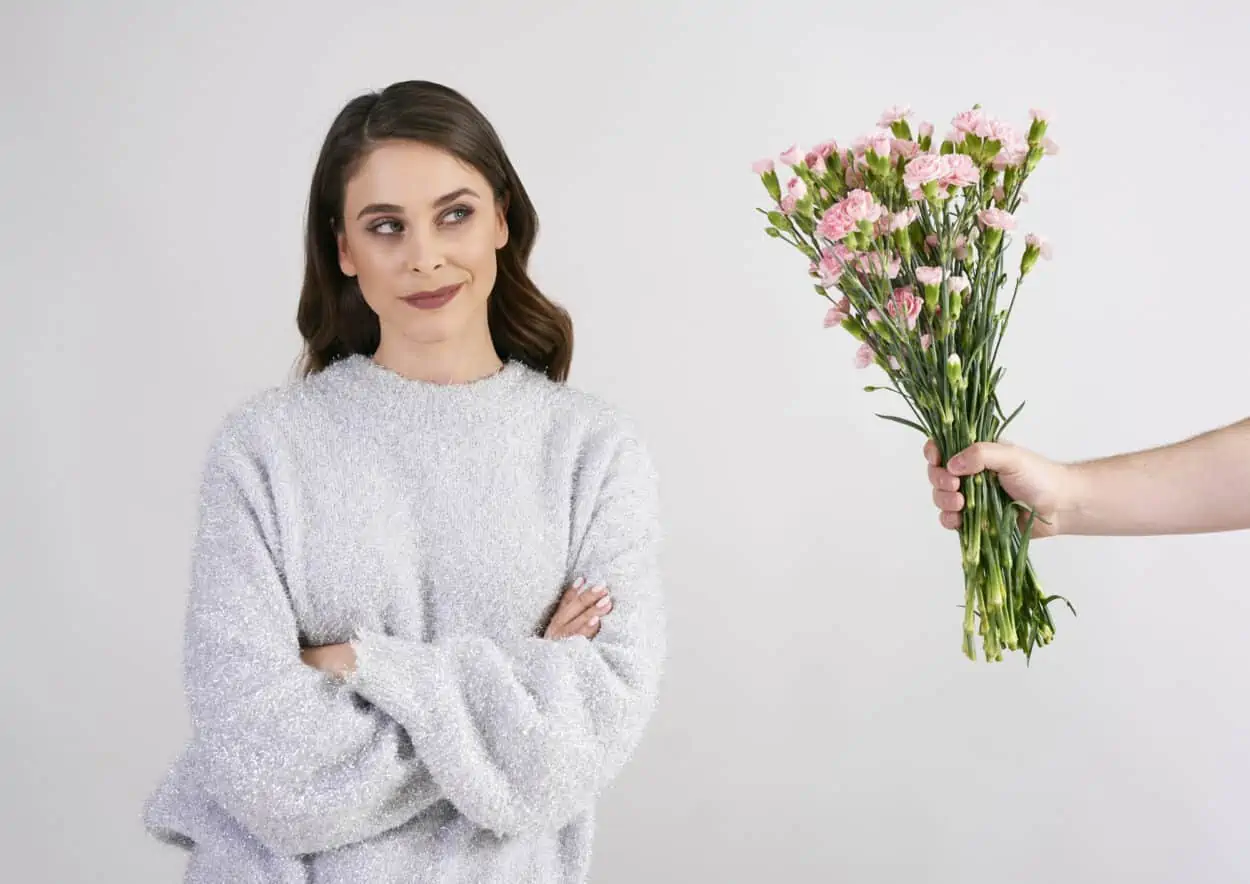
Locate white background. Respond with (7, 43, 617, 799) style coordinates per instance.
(4, 1, 1249, 881)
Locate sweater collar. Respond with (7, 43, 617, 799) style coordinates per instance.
(334, 352, 530, 405)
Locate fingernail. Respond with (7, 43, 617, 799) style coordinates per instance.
(574, 577, 587, 593)
(596, 596, 612, 610)
(948, 457, 964, 472)
(588, 615, 601, 627)
(593, 585, 608, 596)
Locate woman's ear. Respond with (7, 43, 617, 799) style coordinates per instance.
(494, 197, 510, 250)
(336, 225, 357, 277)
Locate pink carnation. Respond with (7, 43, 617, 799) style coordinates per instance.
(947, 276, 971, 295)
(918, 121, 934, 139)
(856, 252, 902, 279)
(1043, 137, 1060, 155)
(952, 108, 986, 134)
(940, 153, 980, 188)
(889, 207, 919, 232)
(977, 207, 1016, 230)
(889, 356, 901, 371)
(818, 253, 845, 287)
(864, 131, 893, 158)
(920, 334, 932, 352)
(779, 194, 797, 214)
(878, 105, 912, 127)
(891, 139, 920, 160)
(888, 286, 922, 330)
(953, 235, 969, 260)
(1029, 108, 1049, 122)
(854, 343, 875, 369)
(804, 152, 826, 173)
(1026, 233, 1054, 259)
(787, 177, 808, 200)
(780, 144, 803, 166)
(945, 128, 966, 144)
(813, 139, 839, 158)
(915, 266, 944, 286)
(752, 158, 775, 175)
(993, 185, 1006, 202)
(816, 203, 856, 241)
(845, 165, 865, 188)
(993, 134, 1030, 170)
(827, 243, 855, 263)
(977, 118, 1017, 143)
(866, 308, 882, 324)
(903, 153, 944, 190)
(842, 189, 883, 224)
(823, 296, 851, 328)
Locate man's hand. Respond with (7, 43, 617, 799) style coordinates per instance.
(924, 438, 1074, 538)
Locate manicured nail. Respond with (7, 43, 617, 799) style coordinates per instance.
(574, 577, 587, 593)
(588, 615, 601, 627)
(596, 596, 612, 610)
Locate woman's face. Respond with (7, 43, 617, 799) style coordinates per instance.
(337, 140, 508, 351)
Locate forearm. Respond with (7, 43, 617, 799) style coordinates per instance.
(1064, 417, 1250, 535)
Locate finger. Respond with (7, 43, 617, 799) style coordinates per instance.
(940, 511, 962, 530)
(569, 594, 613, 637)
(923, 438, 940, 466)
(552, 585, 608, 634)
(928, 464, 959, 492)
(550, 578, 594, 628)
(932, 488, 964, 513)
(947, 441, 1013, 477)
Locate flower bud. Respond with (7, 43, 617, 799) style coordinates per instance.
(762, 169, 781, 202)
(945, 353, 962, 386)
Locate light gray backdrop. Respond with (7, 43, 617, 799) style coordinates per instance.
(4, 1, 1248, 881)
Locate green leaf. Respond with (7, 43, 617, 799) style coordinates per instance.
(874, 413, 929, 435)
(997, 400, 1025, 439)
(1043, 594, 1078, 617)
(1005, 499, 1053, 528)
(1012, 507, 1036, 592)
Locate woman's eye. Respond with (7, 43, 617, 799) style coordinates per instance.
(371, 219, 404, 235)
(443, 205, 474, 225)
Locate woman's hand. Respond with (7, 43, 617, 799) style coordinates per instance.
(300, 642, 357, 678)
(544, 577, 613, 640)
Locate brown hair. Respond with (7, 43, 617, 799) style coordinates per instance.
(295, 80, 572, 381)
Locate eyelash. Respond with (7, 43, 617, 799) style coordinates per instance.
(369, 205, 474, 236)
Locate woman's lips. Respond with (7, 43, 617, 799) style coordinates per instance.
(401, 283, 462, 309)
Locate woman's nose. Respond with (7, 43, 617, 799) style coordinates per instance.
(406, 233, 444, 273)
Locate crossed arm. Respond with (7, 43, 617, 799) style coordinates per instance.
(181, 421, 664, 856)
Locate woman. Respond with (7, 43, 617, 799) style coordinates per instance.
(143, 80, 666, 883)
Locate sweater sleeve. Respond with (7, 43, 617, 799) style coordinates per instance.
(345, 420, 666, 838)
(180, 417, 445, 856)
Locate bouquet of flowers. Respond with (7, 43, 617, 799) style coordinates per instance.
(752, 104, 1072, 662)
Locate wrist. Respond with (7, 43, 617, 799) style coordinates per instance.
(1056, 461, 1092, 536)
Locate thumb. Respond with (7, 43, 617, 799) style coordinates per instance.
(947, 441, 1018, 476)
